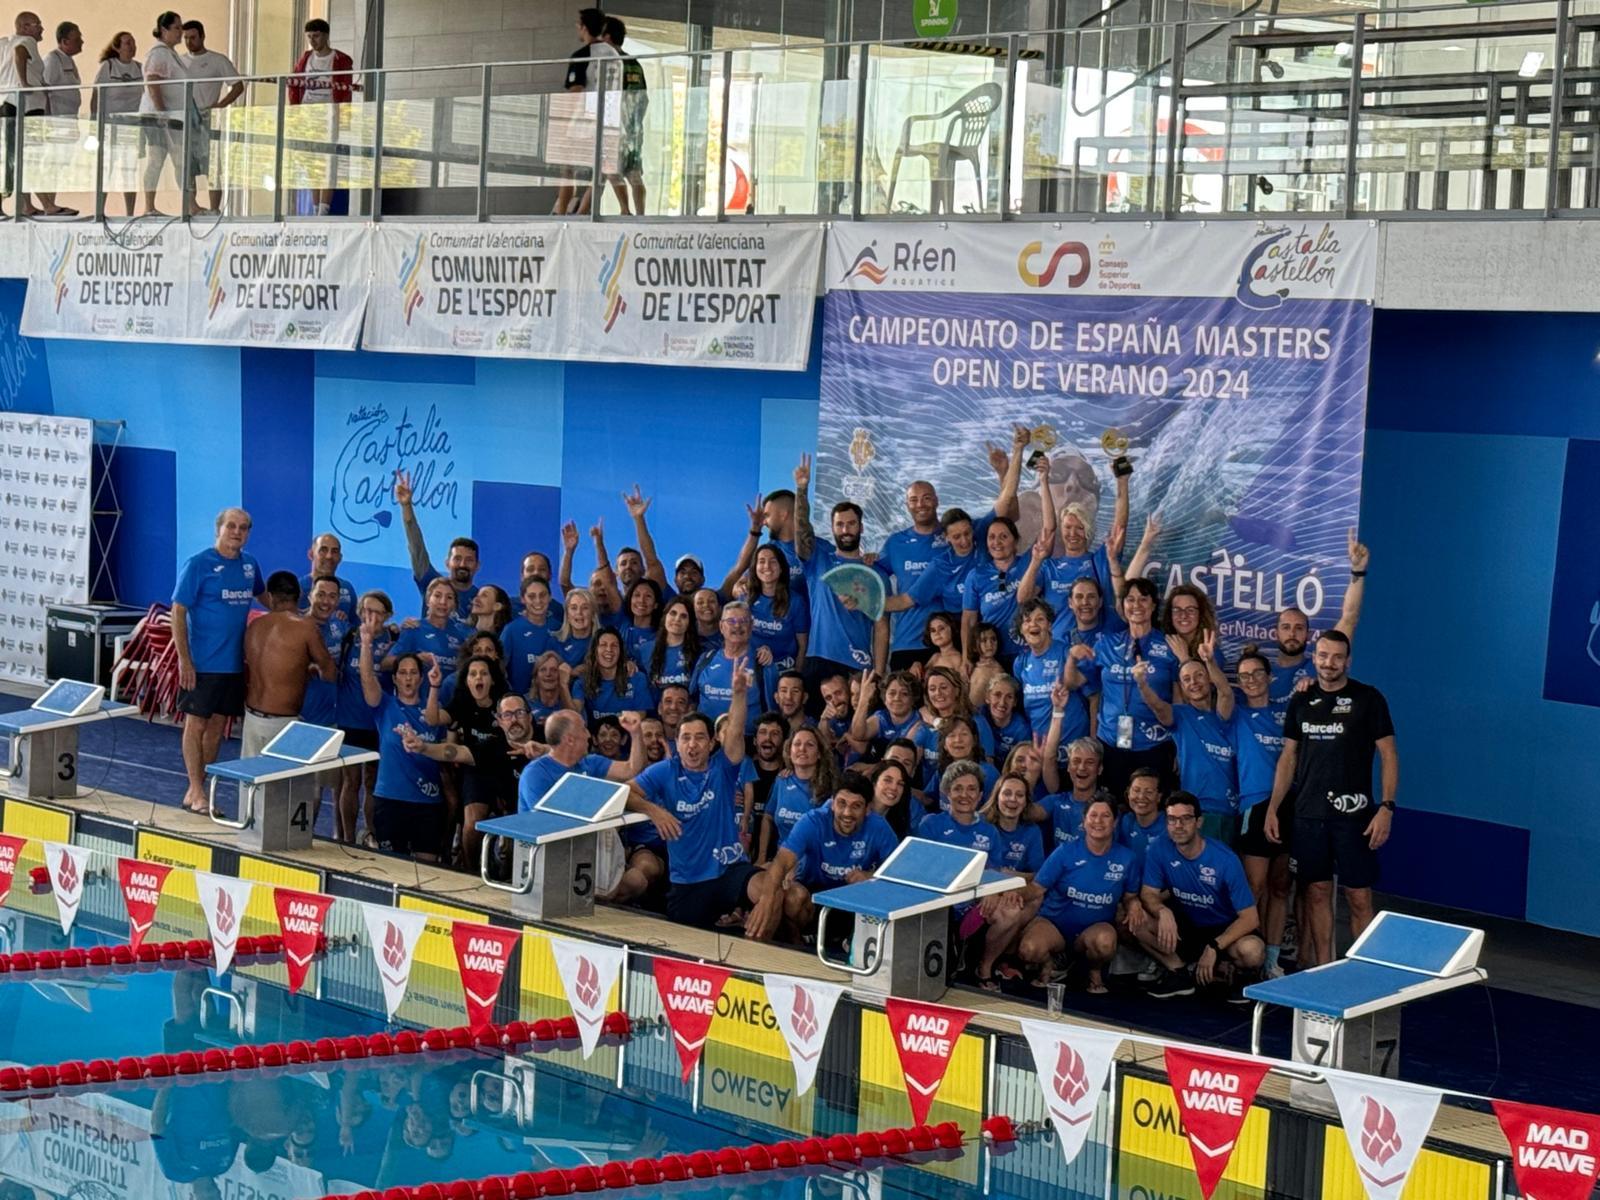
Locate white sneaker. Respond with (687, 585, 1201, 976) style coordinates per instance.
(1263, 963, 1286, 980)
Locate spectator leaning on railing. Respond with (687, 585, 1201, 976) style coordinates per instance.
(287, 17, 354, 216)
(1, 10, 73, 216)
(90, 31, 141, 216)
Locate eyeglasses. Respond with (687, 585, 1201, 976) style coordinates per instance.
(495, 709, 529, 721)
(1238, 669, 1267, 680)
(1171, 605, 1200, 617)
(1165, 813, 1198, 825)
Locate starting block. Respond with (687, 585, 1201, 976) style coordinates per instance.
(814, 837, 1023, 1001)
(1244, 911, 1486, 1110)
(206, 721, 377, 852)
(476, 772, 644, 920)
(0, 680, 136, 801)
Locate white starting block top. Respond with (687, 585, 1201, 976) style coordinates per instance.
(815, 837, 1023, 922)
(207, 721, 376, 786)
(476, 772, 645, 847)
(1244, 911, 1486, 1023)
(0, 680, 136, 736)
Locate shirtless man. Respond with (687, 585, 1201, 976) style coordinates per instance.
(242, 572, 334, 758)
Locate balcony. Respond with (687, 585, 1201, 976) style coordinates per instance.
(5, 0, 1599, 225)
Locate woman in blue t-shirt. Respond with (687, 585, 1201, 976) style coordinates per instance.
(550, 586, 597, 668)
(571, 628, 652, 723)
(647, 595, 701, 699)
(620, 578, 663, 670)
(759, 726, 838, 865)
(335, 589, 395, 849)
(744, 546, 809, 706)
(528, 650, 577, 728)
(359, 616, 450, 861)
(972, 771, 1047, 989)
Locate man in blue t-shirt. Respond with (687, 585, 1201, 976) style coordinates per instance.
(395, 467, 480, 618)
(744, 772, 899, 942)
(792, 453, 892, 703)
(632, 662, 777, 928)
(172, 506, 264, 814)
(690, 602, 758, 733)
(301, 531, 356, 624)
(1136, 792, 1265, 998)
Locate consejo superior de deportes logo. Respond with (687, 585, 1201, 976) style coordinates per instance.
(1017, 240, 1091, 288)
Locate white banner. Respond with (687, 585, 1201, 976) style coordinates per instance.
(0, 1087, 184, 1200)
(0, 222, 28, 278)
(361, 902, 427, 1020)
(1018, 1019, 1124, 1166)
(362, 224, 564, 357)
(826, 220, 1378, 302)
(562, 223, 822, 370)
(0, 413, 91, 684)
(763, 974, 847, 1098)
(549, 935, 628, 1060)
(195, 871, 254, 974)
(24, 224, 191, 341)
(188, 223, 370, 348)
(1324, 1071, 1443, 1200)
(42, 841, 90, 934)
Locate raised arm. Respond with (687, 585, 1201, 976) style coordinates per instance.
(722, 661, 751, 764)
(423, 656, 447, 726)
(558, 521, 579, 594)
(622, 486, 669, 589)
(393, 470, 436, 586)
(1125, 511, 1162, 585)
(792, 454, 815, 562)
(1017, 530, 1051, 605)
(1335, 529, 1369, 638)
(1202, 633, 1234, 719)
(357, 619, 383, 707)
(1040, 681, 1070, 794)
(589, 519, 621, 613)
(1109, 469, 1130, 551)
(1133, 660, 1174, 726)
(847, 668, 879, 751)
(995, 424, 1029, 525)
(1036, 456, 1058, 549)
(718, 494, 765, 598)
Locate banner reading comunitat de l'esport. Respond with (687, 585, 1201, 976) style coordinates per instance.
(818, 221, 1378, 653)
(188, 223, 370, 348)
(561, 224, 821, 370)
(362, 224, 565, 357)
(24, 223, 191, 341)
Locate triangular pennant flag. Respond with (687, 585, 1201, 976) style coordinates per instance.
(884, 998, 974, 1126)
(1164, 1047, 1273, 1199)
(194, 871, 255, 974)
(273, 888, 334, 995)
(361, 904, 428, 1020)
(43, 842, 90, 935)
(117, 858, 172, 950)
(549, 935, 628, 1060)
(764, 974, 847, 1098)
(1019, 1019, 1124, 1165)
(652, 958, 731, 1082)
(1323, 1071, 1443, 1200)
(451, 921, 518, 1032)
(1492, 1099, 1600, 1200)
(0, 834, 27, 906)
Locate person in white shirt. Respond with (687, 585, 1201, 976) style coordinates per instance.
(180, 20, 239, 214)
(552, 8, 616, 217)
(38, 21, 80, 206)
(138, 10, 194, 217)
(90, 31, 142, 216)
(1, 10, 72, 216)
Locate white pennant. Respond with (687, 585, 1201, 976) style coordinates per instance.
(194, 871, 255, 974)
(763, 974, 847, 1098)
(360, 903, 428, 1020)
(548, 935, 628, 1059)
(1019, 1019, 1124, 1165)
(1324, 1071, 1443, 1200)
(42, 842, 91, 935)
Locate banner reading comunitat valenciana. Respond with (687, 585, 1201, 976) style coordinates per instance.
(819, 221, 1379, 657)
(362, 223, 565, 357)
(189, 223, 370, 348)
(562, 223, 821, 370)
(24, 223, 191, 341)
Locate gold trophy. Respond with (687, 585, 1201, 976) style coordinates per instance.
(1100, 427, 1133, 477)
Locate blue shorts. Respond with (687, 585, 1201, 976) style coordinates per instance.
(666, 863, 763, 929)
(1042, 905, 1113, 945)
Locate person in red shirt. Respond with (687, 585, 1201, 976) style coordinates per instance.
(287, 19, 354, 214)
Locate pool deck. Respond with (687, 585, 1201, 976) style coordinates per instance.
(26, 777, 1510, 1163)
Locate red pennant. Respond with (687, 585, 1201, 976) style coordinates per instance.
(884, 998, 974, 1125)
(0, 834, 26, 906)
(1164, 1047, 1272, 1199)
(1493, 1100, 1600, 1200)
(451, 921, 518, 1032)
(652, 958, 731, 1081)
(116, 859, 172, 950)
(273, 888, 334, 995)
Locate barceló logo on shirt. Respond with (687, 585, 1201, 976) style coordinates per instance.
(653, 958, 732, 1081)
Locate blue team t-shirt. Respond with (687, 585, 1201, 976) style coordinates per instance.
(1035, 839, 1139, 933)
(749, 592, 809, 665)
(516, 752, 617, 812)
(1231, 702, 1286, 811)
(371, 694, 443, 804)
(172, 548, 264, 673)
(913, 811, 1004, 866)
(881, 526, 944, 653)
(1117, 811, 1168, 864)
(1172, 705, 1239, 814)
(1085, 630, 1178, 751)
(691, 650, 757, 733)
(336, 626, 395, 730)
(393, 619, 474, 688)
(803, 539, 892, 668)
(1015, 639, 1092, 746)
(299, 573, 357, 625)
(549, 632, 592, 669)
(635, 750, 747, 885)
(501, 617, 554, 694)
(571, 671, 653, 719)
(962, 558, 1028, 657)
(979, 706, 1032, 761)
(1143, 837, 1256, 929)
(301, 615, 348, 726)
(992, 821, 1045, 874)
(1037, 546, 1115, 641)
(765, 772, 822, 847)
(415, 566, 478, 618)
(782, 808, 900, 890)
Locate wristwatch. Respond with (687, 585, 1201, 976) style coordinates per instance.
(1379, 800, 1396, 811)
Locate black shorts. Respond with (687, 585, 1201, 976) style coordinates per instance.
(374, 797, 446, 857)
(1290, 816, 1379, 888)
(666, 863, 763, 929)
(1236, 803, 1288, 860)
(1173, 908, 1232, 965)
(177, 672, 245, 719)
(888, 649, 927, 672)
(339, 727, 379, 752)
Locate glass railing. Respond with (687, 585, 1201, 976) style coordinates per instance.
(1, 0, 1595, 224)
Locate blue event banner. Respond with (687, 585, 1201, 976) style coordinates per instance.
(817, 222, 1379, 653)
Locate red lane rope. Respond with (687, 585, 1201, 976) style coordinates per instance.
(0, 934, 314, 975)
(318, 1118, 1017, 1200)
(0, 1012, 632, 1095)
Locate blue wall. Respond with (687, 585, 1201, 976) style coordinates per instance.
(3, 294, 1596, 936)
